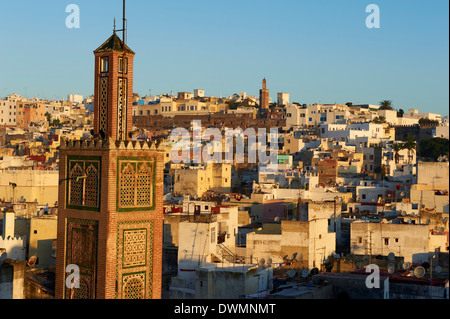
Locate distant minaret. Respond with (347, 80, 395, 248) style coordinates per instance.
(259, 78, 269, 110)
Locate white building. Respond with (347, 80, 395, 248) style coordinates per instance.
(285, 104, 350, 129)
(320, 123, 386, 144)
(277, 93, 289, 106)
(433, 125, 449, 139)
(194, 89, 205, 98)
(350, 220, 447, 265)
(407, 109, 442, 122)
(0, 211, 27, 262)
(0, 94, 23, 126)
(67, 94, 83, 104)
(246, 219, 336, 270)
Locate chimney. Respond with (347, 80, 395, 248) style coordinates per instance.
(2, 211, 15, 238)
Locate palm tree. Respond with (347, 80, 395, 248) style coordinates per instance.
(379, 100, 394, 110)
(404, 136, 417, 164)
(373, 116, 386, 124)
(392, 143, 403, 164)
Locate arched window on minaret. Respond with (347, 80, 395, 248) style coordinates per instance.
(69, 164, 84, 206)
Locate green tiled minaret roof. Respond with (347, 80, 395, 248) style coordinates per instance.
(94, 32, 135, 55)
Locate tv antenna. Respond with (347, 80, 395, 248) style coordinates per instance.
(115, 0, 128, 46)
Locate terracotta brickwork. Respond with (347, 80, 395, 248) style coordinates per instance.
(93, 34, 135, 141)
(55, 33, 164, 299)
(55, 141, 164, 299)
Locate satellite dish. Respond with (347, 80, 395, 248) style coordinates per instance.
(435, 266, 442, 274)
(27, 256, 38, 267)
(301, 270, 310, 278)
(387, 264, 395, 274)
(288, 253, 298, 262)
(258, 258, 265, 266)
(287, 270, 296, 278)
(266, 258, 273, 267)
(387, 253, 395, 261)
(296, 253, 304, 261)
(402, 262, 411, 270)
(0, 251, 7, 266)
(414, 266, 426, 278)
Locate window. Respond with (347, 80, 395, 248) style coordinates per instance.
(118, 159, 154, 210)
(67, 159, 100, 210)
(384, 238, 389, 245)
(358, 237, 362, 244)
(395, 238, 399, 243)
(100, 57, 109, 73)
(118, 57, 128, 74)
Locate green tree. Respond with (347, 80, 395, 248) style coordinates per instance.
(45, 112, 52, 124)
(373, 116, 386, 124)
(379, 100, 394, 110)
(392, 143, 403, 164)
(418, 138, 449, 161)
(50, 119, 61, 127)
(418, 118, 439, 127)
(404, 136, 417, 164)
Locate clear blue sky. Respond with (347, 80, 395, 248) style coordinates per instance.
(0, 0, 448, 116)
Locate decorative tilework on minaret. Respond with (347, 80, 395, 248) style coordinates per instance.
(55, 29, 164, 300)
(93, 32, 135, 141)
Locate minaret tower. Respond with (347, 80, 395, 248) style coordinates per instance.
(259, 78, 270, 110)
(55, 1, 164, 299)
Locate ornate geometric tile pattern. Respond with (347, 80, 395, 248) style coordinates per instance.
(99, 76, 108, 136)
(122, 273, 146, 299)
(117, 77, 128, 140)
(67, 156, 101, 211)
(84, 164, 99, 207)
(68, 163, 84, 206)
(123, 229, 147, 268)
(116, 220, 153, 299)
(136, 163, 153, 206)
(65, 219, 98, 299)
(117, 157, 156, 212)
